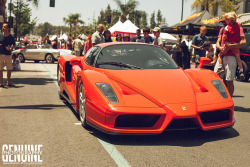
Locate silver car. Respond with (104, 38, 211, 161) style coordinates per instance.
(12, 43, 60, 63)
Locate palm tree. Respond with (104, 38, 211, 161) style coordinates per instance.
(191, 0, 219, 16)
(191, 0, 245, 16)
(113, 0, 139, 22)
(63, 13, 84, 37)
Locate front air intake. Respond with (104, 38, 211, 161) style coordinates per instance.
(115, 114, 161, 128)
(199, 109, 230, 124)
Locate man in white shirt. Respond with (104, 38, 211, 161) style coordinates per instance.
(72, 36, 83, 56)
(152, 27, 163, 48)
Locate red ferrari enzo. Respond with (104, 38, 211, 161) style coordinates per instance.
(57, 43, 235, 134)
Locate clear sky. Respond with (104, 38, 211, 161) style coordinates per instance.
(7, 0, 195, 27)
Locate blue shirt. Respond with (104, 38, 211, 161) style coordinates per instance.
(192, 34, 209, 57)
(140, 36, 154, 43)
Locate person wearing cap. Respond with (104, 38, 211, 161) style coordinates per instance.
(122, 34, 130, 42)
(72, 35, 83, 56)
(140, 27, 154, 44)
(83, 35, 93, 54)
(152, 27, 163, 48)
(132, 29, 142, 42)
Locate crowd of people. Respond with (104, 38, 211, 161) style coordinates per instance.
(0, 11, 247, 95)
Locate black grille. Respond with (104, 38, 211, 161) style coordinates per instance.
(166, 118, 200, 130)
(115, 115, 161, 128)
(199, 109, 230, 124)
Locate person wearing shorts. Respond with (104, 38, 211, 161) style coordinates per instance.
(215, 14, 246, 96)
(0, 23, 16, 87)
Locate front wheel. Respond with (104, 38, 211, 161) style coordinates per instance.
(79, 82, 88, 127)
(17, 54, 25, 63)
(45, 54, 55, 63)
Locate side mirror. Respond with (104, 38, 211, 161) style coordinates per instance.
(198, 57, 211, 68)
(70, 57, 82, 66)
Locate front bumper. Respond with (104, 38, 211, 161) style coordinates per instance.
(87, 102, 235, 135)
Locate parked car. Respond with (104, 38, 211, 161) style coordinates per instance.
(57, 43, 235, 135)
(236, 32, 250, 81)
(12, 43, 60, 63)
(15, 41, 25, 50)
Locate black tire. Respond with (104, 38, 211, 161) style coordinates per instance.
(79, 82, 88, 127)
(45, 54, 55, 63)
(34, 60, 39, 63)
(17, 53, 25, 63)
(236, 61, 250, 82)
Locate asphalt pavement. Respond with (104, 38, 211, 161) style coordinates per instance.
(0, 61, 249, 167)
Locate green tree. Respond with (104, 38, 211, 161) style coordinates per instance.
(219, 0, 245, 13)
(191, 0, 245, 16)
(113, 0, 139, 22)
(141, 11, 148, 28)
(0, 0, 38, 28)
(63, 13, 84, 37)
(97, 5, 114, 26)
(150, 11, 156, 29)
(191, 0, 219, 16)
(12, 1, 37, 39)
(35, 22, 55, 37)
(156, 10, 162, 25)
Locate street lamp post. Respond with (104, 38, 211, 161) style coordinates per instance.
(181, 0, 184, 21)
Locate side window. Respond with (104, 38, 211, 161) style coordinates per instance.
(85, 46, 100, 66)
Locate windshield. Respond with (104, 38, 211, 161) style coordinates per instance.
(95, 44, 178, 70)
(40, 44, 53, 49)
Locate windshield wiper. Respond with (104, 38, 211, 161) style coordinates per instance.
(97, 62, 142, 69)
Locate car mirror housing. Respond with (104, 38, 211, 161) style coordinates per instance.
(70, 57, 82, 66)
(198, 57, 211, 68)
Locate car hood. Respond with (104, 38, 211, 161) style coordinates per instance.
(104, 69, 196, 107)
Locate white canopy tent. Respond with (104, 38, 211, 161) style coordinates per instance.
(109, 19, 123, 33)
(117, 19, 139, 33)
(58, 33, 68, 41)
(80, 33, 88, 40)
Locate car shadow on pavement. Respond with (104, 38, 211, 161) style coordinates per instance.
(0, 104, 66, 110)
(89, 127, 239, 147)
(234, 106, 250, 112)
(13, 70, 46, 73)
(11, 78, 56, 86)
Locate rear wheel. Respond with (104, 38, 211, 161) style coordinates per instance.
(17, 54, 25, 63)
(45, 54, 54, 63)
(236, 61, 249, 82)
(79, 82, 87, 127)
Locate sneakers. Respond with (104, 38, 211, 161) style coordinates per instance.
(239, 72, 245, 80)
(216, 68, 224, 75)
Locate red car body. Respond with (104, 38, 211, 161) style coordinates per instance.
(57, 43, 235, 134)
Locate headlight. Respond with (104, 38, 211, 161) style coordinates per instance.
(211, 80, 228, 99)
(96, 83, 119, 103)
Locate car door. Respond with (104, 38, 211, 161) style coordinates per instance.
(23, 44, 39, 60)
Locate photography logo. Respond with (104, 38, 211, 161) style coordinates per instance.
(2, 144, 43, 165)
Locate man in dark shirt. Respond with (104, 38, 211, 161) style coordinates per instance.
(191, 26, 209, 67)
(140, 27, 154, 43)
(0, 23, 16, 87)
(45, 35, 51, 45)
(132, 29, 142, 42)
